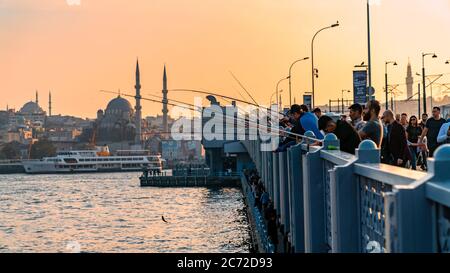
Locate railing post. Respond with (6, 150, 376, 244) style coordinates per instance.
(425, 145, 450, 253)
(323, 133, 340, 151)
(302, 131, 328, 253)
(355, 140, 380, 164)
(328, 137, 361, 253)
(268, 152, 273, 199)
(287, 143, 305, 253)
(273, 152, 280, 214)
(279, 151, 290, 240)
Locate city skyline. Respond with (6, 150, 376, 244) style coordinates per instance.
(1, 0, 450, 118)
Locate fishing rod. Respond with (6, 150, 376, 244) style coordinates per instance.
(229, 71, 260, 107)
(99, 90, 320, 141)
(168, 89, 286, 117)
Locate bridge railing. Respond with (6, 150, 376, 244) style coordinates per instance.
(242, 132, 450, 253)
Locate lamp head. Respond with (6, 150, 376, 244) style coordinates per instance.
(432, 54, 438, 58)
(446, 60, 450, 65)
(331, 21, 340, 28)
(393, 62, 398, 66)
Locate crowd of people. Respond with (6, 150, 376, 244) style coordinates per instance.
(274, 100, 450, 171)
(242, 101, 449, 252)
(244, 169, 279, 250)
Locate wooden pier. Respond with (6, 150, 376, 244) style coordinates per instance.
(139, 170, 241, 187)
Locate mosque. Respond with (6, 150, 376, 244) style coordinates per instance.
(11, 91, 47, 127)
(93, 61, 169, 146)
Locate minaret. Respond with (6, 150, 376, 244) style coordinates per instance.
(35, 90, 39, 105)
(162, 65, 169, 134)
(406, 59, 414, 99)
(135, 59, 142, 146)
(48, 91, 52, 116)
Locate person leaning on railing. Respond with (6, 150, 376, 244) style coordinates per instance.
(275, 105, 306, 152)
(298, 104, 324, 140)
(318, 115, 361, 155)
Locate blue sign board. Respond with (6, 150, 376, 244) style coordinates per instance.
(303, 94, 312, 111)
(353, 70, 367, 105)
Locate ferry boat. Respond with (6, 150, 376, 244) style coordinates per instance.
(22, 146, 163, 174)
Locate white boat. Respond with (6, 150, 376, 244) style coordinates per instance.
(22, 146, 163, 174)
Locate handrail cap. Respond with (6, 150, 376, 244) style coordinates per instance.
(434, 144, 450, 161)
(358, 139, 377, 150)
(324, 133, 338, 141)
(304, 131, 316, 138)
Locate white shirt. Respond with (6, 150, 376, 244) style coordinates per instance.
(352, 118, 366, 131)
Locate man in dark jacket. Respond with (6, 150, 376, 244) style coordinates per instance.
(318, 115, 361, 154)
(382, 110, 410, 167)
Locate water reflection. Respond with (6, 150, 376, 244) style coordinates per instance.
(0, 172, 251, 253)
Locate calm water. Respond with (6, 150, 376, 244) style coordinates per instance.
(0, 172, 251, 253)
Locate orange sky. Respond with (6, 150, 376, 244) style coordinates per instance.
(1, 0, 450, 118)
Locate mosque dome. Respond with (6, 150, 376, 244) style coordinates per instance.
(105, 96, 133, 115)
(20, 101, 44, 114)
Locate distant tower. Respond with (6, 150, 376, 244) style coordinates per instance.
(35, 90, 39, 105)
(135, 59, 142, 146)
(48, 91, 52, 116)
(162, 65, 169, 133)
(406, 59, 414, 99)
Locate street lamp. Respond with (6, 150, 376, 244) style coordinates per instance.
(446, 60, 450, 64)
(341, 89, 351, 113)
(385, 61, 397, 110)
(367, 0, 373, 100)
(288, 57, 309, 106)
(311, 21, 340, 109)
(422, 52, 438, 114)
(276, 76, 289, 109)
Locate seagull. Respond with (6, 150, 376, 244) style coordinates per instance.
(161, 216, 168, 223)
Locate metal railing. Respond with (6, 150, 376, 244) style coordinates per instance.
(242, 131, 450, 253)
(241, 174, 275, 253)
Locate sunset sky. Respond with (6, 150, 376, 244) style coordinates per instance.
(1, 0, 450, 118)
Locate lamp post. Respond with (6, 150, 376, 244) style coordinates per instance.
(367, 0, 373, 100)
(341, 89, 350, 113)
(422, 52, 437, 114)
(270, 91, 278, 105)
(311, 21, 339, 109)
(385, 61, 397, 110)
(288, 57, 309, 106)
(276, 76, 289, 110)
